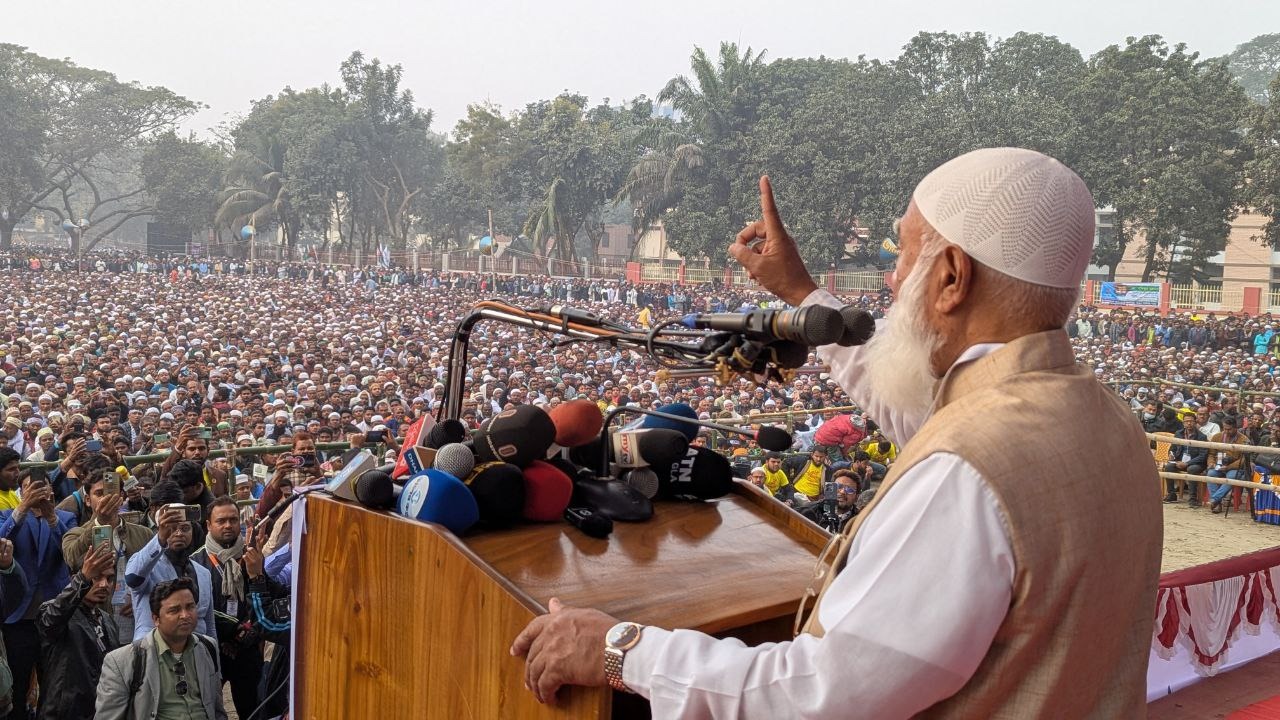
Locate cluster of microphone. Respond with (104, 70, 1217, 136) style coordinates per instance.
(347, 398, 794, 540)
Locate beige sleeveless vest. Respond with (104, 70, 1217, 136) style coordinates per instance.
(799, 330, 1161, 719)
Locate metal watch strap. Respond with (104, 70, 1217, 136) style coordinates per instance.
(604, 647, 633, 693)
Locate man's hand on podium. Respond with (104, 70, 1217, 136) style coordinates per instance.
(512, 597, 618, 705)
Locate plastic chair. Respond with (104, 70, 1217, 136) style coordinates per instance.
(1153, 432, 1175, 496)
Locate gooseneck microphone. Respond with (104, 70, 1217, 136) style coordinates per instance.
(683, 305, 844, 347)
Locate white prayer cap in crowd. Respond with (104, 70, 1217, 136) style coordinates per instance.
(912, 147, 1095, 289)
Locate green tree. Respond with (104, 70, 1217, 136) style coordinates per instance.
(619, 42, 768, 261)
(1245, 73, 1280, 248)
(1227, 33, 1280, 103)
(0, 44, 197, 251)
(141, 132, 226, 237)
(1070, 36, 1249, 280)
(518, 94, 642, 271)
(341, 51, 444, 253)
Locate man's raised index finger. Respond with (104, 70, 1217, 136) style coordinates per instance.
(759, 176, 783, 231)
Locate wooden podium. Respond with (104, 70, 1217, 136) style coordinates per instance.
(293, 482, 828, 719)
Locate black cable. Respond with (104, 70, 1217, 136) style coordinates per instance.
(243, 674, 289, 720)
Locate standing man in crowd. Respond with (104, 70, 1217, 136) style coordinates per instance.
(0, 475, 75, 720)
(193, 497, 262, 716)
(36, 544, 121, 720)
(95, 577, 227, 720)
(124, 486, 216, 641)
(513, 150, 1161, 717)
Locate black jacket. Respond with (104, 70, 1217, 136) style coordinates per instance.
(35, 572, 122, 720)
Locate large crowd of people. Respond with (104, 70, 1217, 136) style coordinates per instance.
(0, 243, 1267, 717)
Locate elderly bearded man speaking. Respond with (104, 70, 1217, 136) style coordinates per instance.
(513, 148, 1162, 718)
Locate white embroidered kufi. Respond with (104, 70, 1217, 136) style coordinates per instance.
(912, 147, 1095, 289)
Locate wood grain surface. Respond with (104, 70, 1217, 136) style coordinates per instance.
(295, 496, 608, 720)
(295, 481, 822, 719)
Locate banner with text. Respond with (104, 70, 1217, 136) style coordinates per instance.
(1100, 282, 1161, 307)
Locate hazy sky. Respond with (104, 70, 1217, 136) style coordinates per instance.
(5, 1, 1277, 137)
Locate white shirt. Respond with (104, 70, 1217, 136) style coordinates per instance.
(622, 288, 1016, 719)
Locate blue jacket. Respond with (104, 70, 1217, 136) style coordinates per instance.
(0, 509, 77, 622)
(124, 534, 216, 642)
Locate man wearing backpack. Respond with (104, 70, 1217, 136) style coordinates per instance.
(94, 576, 226, 720)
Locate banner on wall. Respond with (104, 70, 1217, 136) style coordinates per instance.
(1100, 282, 1161, 307)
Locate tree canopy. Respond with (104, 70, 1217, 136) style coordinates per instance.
(1, 32, 1278, 278)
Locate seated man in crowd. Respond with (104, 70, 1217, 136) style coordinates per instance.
(1163, 413, 1207, 505)
(1205, 416, 1246, 513)
(782, 446, 831, 501)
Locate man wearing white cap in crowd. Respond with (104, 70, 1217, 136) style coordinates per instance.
(514, 149, 1162, 718)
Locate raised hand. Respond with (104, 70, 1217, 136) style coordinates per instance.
(727, 176, 819, 306)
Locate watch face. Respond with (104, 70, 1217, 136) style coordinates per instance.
(607, 622, 640, 649)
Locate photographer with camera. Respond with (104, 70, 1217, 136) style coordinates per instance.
(123, 483, 215, 642)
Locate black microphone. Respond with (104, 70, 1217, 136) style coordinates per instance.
(685, 305, 843, 346)
(755, 425, 794, 452)
(837, 306, 876, 347)
(354, 470, 401, 510)
(564, 506, 613, 538)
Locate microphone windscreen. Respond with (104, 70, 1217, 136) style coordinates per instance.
(397, 469, 480, 535)
(464, 462, 526, 528)
(354, 470, 396, 509)
(425, 419, 468, 449)
(792, 304, 843, 346)
(839, 306, 876, 346)
(755, 426, 794, 452)
(655, 446, 735, 501)
(548, 400, 604, 447)
(434, 442, 476, 479)
(521, 460, 573, 522)
(639, 403, 699, 441)
(474, 405, 556, 467)
(610, 428, 689, 469)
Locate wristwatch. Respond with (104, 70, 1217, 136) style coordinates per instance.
(604, 621, 643, 693)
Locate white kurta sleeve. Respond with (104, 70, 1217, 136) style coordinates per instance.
(621, 453, 1015, 719)
(799, 289, 923, 446)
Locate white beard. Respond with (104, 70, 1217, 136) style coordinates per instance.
(860, 257, 942, 421)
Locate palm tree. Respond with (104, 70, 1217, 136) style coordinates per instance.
(617, 42, 766, 236)
(215, 135, 299, 252)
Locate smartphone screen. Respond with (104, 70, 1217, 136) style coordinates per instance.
(85, 439, 103, 453)
(92, 525, 112, 548)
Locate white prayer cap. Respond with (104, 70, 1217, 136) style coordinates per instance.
(912, 147, 1095, 289)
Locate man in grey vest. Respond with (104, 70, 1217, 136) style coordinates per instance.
(512, 148, 1162, 718)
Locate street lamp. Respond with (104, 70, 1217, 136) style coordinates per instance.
(241, 225, 256, 275)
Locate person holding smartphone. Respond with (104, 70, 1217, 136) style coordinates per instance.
(35, 544, 122, 720)
(123, 482, 215, 642)
(61, 469, 155, 641)
(0, 476, 76, 720)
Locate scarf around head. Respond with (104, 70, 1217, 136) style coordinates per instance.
(203, 532, 246, 603)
